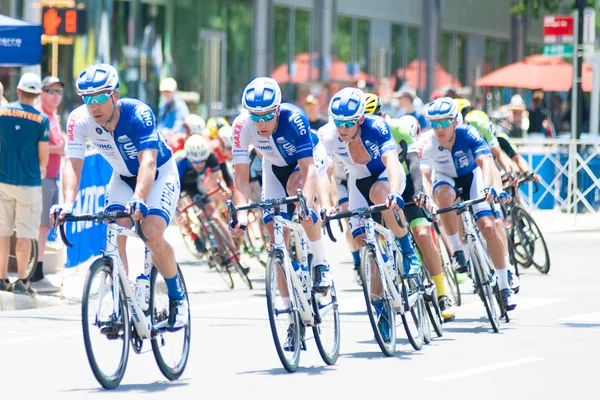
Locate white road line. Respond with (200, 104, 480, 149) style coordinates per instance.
(0, 331, 80, 346)
(424, 357, 545, 382)
(559, 312, 600, 324)
(191, 297, 264, 311)
(458, 297, 564, 311)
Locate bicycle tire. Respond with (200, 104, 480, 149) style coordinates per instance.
(150, 265, 191, 381)
(467, 239, 500, 333)
(265, 251, 301, 372)
(312, 282, 341, 365)
(420, 266, 443, 338)
(8, 237, 38, 281)
(212, 223, 253, 289)
(509, 209, 534, 269)
(435, 230, 461, 306)
(360, 245, 396, 357)
(513, 206, 550, 274)
(81, 257, 130, 389)
(400, 275, 426, 351)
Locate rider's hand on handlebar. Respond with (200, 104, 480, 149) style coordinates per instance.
(230, 212, 248, 238)
(483, 187, 497, 204)
(412, 190, 429, 208)
(49, 203, 74, 226)
(498, 191, 512, 204)
(386, 191, 404, 210)
(126, 198, 149, 222)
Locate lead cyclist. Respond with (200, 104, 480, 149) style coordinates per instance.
(50, 64, 188, 329)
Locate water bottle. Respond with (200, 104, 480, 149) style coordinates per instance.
(135, 274, 150, 312)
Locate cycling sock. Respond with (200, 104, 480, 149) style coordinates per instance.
(496, 268, 510, 291)
(310, 239, 327, 266)
(395, 233, 415, 255)
(351, 250, 361, 266)
(448, 233, 462, 254)
(431, 273, 447, 297)
(31, 261, 44, 282)
(165, 274, 185, 301)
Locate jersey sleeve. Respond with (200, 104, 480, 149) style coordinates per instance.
(232, 114, 250, 164)
(318, 123, 335, 158)
(290, 112, 314, 160)
(415, 130, 432, 169)
(206, 152, 221, 172)
(134, 103, 160, 151)
(65, 109, 86, 159)
(465, 125, 491, 159)
(497, 134, 518, 159)
(374, 118, 397, 155)
(39, 115, 50, 142)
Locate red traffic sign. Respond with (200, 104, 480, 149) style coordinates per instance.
(543, 15, 574, 44)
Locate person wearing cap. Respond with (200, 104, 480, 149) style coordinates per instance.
(0, 81, 8, 106)
(396, 89, 431, 130)
(303, 94, 328, 131)
(157, 77, 189, 137)
(0, 72, 50, 295)
(505, 94, 529, 138)
(30, 77, 65, 293)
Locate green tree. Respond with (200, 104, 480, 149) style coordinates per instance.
(510, 0, 595, 18)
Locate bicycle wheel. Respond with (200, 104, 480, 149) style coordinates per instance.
(312, 282, 340, 365)
(513, 206, 550, 274)
(81, 257, 130, 389)
(467, 239, 501, 333)
(212, 223, 253, 289)
(400, 274, 426, 351)
(420, 266, 443, 339)
(435, 229, 461, 306)
(150, 266, 191, 380)
(360, 245, 396, 357)
(265, 250, 301, 372)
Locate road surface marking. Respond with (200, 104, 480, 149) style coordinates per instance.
(559, 312, 600, 324)
(424, 357, 545, 382)
(0, 331, 80, 346)
(459, 297, 564, 311)
(191, 297, 264, 311)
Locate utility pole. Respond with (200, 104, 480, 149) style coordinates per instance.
(575, 0, 585, 139)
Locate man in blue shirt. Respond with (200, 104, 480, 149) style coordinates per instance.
(157, 77, 189, 136)
(397, 90, 431, 131)
(0, 73, 49, 295)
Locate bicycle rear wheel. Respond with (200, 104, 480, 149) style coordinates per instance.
(400, 274, 426, 351)
(81, 257, 130, 389)
(150, 266, 191, 380)
(212, 223, 253, 289)
(420, 266, 443, 339)
(265, 251, 301, 372)
(513, 206, 550, 274)
(360, 245, 396, 357)
(467, 239, 501, 333)
(435, 229, 461, 306)
(312, 282, 340, 365)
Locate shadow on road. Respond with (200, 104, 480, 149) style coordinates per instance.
(561, 323, 600, 329)
(63, 380, 190, 393)
(238, 365, 333, 376)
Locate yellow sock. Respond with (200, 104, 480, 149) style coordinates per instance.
(432, 273, 447, 298)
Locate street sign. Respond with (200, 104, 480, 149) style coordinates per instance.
(543, 43, 573, 58)
(583, 7, 595, 58)
(543, 15, 574, 44)
(42, 6, 87, 36)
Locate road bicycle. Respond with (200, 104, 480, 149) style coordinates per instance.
(321, 201, 426, 357)
(55, 211, 191, 389)
(227, 190, 340, 372)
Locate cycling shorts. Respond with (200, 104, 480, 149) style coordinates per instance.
(336, 177, 348, 206)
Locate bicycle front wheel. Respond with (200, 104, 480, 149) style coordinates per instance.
(468, 239, 501, 333)
(420, 266, 443, 339)
(265, 251, 301, 372)
(400, 275, 426, 351)
(312, 282, 340, 365)
(150, 266, 191, 381)
(434, 228, 461, 306)
(212, 223, 253, 289)
(360, 245, 396, 357)
(513, 206, 550, 274)
(81, 257, 130, 390)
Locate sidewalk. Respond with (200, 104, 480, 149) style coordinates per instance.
(0, 225, 263, 312)
(529, 209, 600, 233)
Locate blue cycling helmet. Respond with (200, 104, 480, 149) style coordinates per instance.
(425, 96, 458, 121)
(328, 87, 365, 120)
(76, 64, 120, 96)
(242, 77, 282, 112)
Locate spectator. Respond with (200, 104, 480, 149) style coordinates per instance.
(378, 78, 401, 117)
(550, 95, 565, 134)
(157, 77, 189, 137)
(528, 90, 554, 138)
(0, 81, 7, 106)
(444, 87, 458, 99)
(395, 89, 431, 130)
(0, 73, 49, 295)
(304, 95, 328, 130)
(31, 77, 65, 293)
(506, 94, 529, 138)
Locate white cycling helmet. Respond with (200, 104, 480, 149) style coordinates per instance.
(328, 87, 366, 121)
(184, 114, 206, 135)
(184, 135, 212, 163)
(424, 97, 458, 121)
(218, 126, 233, 148)
(241, 77, 282, 112)
(76, 64, 120, 96)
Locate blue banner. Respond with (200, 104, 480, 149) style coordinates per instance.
(65, 153, 113, 268)
(0, 15, 42, 67)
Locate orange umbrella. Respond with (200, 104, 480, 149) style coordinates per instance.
(271, 52, 374, 83)
(396, 60, 462, 90)
(475, 54, 593, 92)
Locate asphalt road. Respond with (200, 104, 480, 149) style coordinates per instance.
(1, 227, 599, 399)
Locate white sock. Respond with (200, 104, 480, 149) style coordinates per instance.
(505, 254, 514, 273)
(497, 268, 510, 290)
(310, 239, 327, 266)
(448, 233, 462, 254)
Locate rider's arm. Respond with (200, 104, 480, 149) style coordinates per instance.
(133, 149, 158, 201)
(491, 144, 515, 173)
(62, 158, 84, 205)
(475, 154, 497, 189)
(62, 110, 87, 205)
(382, 149, 403, 194)
(231, 116, 252, 210)
(405, 151, 424, 194)
(297, 157, 318, 209)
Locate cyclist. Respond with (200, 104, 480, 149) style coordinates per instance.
(364, 97, 457, 321)
(204, 116, 230, 141)
(52, 64, 188, 329)
(417, 97, 516, 310)
(167, 114, 206, 153)
(208, 125, 235, 193)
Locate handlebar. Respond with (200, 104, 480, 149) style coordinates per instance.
(319, 203, 390, 243)
(53, 210, 148, 248)
(435, 196, 490, 216)
(180, 185, 222, 213)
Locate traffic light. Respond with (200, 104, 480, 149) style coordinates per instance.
(42, 6, 87, 36)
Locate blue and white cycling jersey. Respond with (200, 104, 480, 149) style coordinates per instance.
(417, 124, 491, 178)
(319, 114, 397, 180)
(232, 103, 315, 167)
(66, 98, 173, 177)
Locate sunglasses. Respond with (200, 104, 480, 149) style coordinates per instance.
(43, 89, 63, 96)
(430, 119, 454, 129)
(333, 118, 359, 128)
(82, 92, 113, 105)
(188, 158, 207, 165)
(249, 111, 277, 123)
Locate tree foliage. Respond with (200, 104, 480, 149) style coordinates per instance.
(510, 0, 563, 18)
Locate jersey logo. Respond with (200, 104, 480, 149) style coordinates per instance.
(96, 127, 103, 135)
(233, 119, 244, 149)
(454, 150, 469, 169)
(292, 114, 308, 135)
(276, 136, 286, 144)
(140, 108, 154, 127)
(117, 135, 129, 144)
(67, 115, 76, 141)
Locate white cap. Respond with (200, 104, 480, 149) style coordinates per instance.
(17, 73, 42, 94)
(159, 77, 177, 92)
